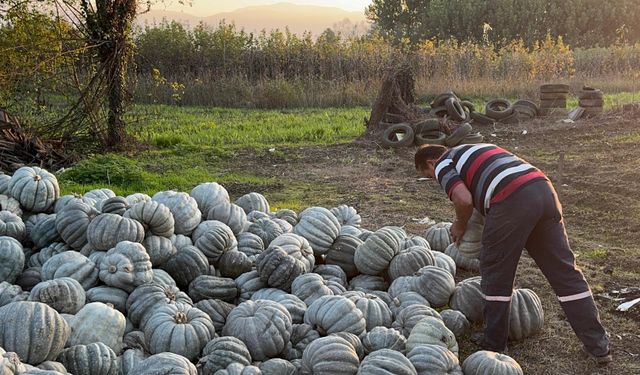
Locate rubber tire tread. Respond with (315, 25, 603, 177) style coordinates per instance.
(430, 92, 458, 108)
(429, 106, 448, 117)
(461, 100, 476, 112)
(470, 111, 495, 125)
(485, 99, 514, 120)
(461, 132, 484, 144)
(445, 98, 467, 121)
(414, 119, 440, 134)
(512, 100, 539, 115)
(382, 123, 414, 148)
(445, 123, 473, 147)
(415, 130, 446, 146)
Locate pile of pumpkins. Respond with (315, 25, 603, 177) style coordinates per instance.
(0, 166, 545, 375)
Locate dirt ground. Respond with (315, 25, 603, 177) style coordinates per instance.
(230, 113, 640, 374)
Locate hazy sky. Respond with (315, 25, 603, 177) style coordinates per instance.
(159, 0, 373, 14)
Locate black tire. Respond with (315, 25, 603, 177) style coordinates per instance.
(485, 99, 514, 120)
(512, 99, 539, 116)
(414, 119, 440, 134)
(429, 106, 448, 117)
(500, 111, 521, 124)
(415, 130, 446, 146)
(382, 123, 414, 148)
(430, 91, 458, 108)
(461, 132, 484, 144)
(445, 123, 472, 147)
(469, 111, 495, 125)
(460, 100, 476, 113)
(579, 98, 604, 107)
(512, 105, 537, 119)
(445, 98, 467, 121)
(540, 84, 570, 93)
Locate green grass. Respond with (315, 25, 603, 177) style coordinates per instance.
(578, 247, 609, 260)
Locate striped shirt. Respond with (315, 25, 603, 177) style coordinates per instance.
(435, 144, 547, 215)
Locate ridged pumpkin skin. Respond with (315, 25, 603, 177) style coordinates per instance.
(269, 233, 315, 272)
(431, 251, 457, 276)
(87, 214, 145, 251)
(354, 227, 402, 275)
(57, 342, 118, 375)
(8, 166, 60, 213)
(388, 276, 415, 298)
(389, 246, 435, 280)
(215, 363, 262, 375)
(357, 349, 417, 375)
(15, 267, 42, 292)
(275, 209, 298, 226)
(28, 277, 86, 314)
(330, 204, 361, 227)
(84, 189, 116, 211)
(191, 182, 230, 217)
(237, 232, 264, 260)
(86, 286, 129, 313)
(41, 252, 99, 290)
(388, 292, 430, 320)
(66, 302, 126, 352)
(142, 235, 176, 267)
(0, 173, 9, 193)
(152, 191, 201, 235)
(392, 304, 442, 338)
(101, 196, 129, 215)
(300, 335, 359, 375)
(235, 270, 267, 303)
(193, 220, 238, 264)
(131, 352, 197, 375)
(362, 327, 407, 354)
(424, 222, 452, 252)
(444, 243, 480, 271)
(119, 348, 147, 375)
(441, 309, 471, 338)
(218, 250, 253, 278)
(36, 360, 69, 373)
(99, 241, 153, 292)
(348, 274, 389, 292)
(235, 192, 270, 214)
(207, 202, 247, 236)
(30, 214, 61, 249)
(461, 351, 523, 375)
(285, 324, 320, 360)
(412, 265, 456, 307)
(161, 245, 210, 289)
(222, 299, 292, 361)
(294, 207, 341, 256)
(449, 276, 484, 323)
(0, 301, 70, 365)
(0, 211, 25, 241)
(325, 234, 362, 278)
(252, 288, 307, 324)
(29, 243, 70, 268)
(54, 194, 95, 214)
(340, 225, 362, 237)
(195, 298, 235, 334)
(291, 273, 346, 306)
(188, 275, 238, 303)
(256, 246, 307, 291)
(0, 236, 24, 283)
(342, 291, 393, 331)
(124, 200, 175, 238)
(0, 194, 22, 217)
(509, 288, 544, 341)
(304, 295, 366, 337)
(406, 316, 459, 355)
(400, 235, 431, 250)
(55, 201, 99, 250)
(314, 264, 347, 286)
(125, 193, 151, 205)
(331, 331, 365, 360)
(407, 344, 463, 375)
(197, 336, 252, 374)
(247, 218, 284, 247)
(143, 302, 216, 361)
(126, 283, 192, 327)
(259, 358, 297, 375)
(0, 282, 23, 307)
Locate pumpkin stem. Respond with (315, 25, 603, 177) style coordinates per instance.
(175, 311, 188, 324)
(33, 175, 41, 181)
(108, 265, 117, 273)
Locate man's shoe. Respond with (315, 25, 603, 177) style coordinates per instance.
(582, 346, 612, 366)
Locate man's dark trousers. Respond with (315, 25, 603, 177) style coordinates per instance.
(479, 179, 610, 356)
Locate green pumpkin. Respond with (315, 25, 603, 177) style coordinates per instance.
(388, 246, 435, 280)
(354, 226, 402, 275)
(259, 358, 297, 375)
(84, 189, 115, 211)
(358, 349, 417, 375)
(55, 201, 99, 250)
(252, 288, 306, 324)
(66, 302, 126, 352)
(207, 202, 247, 236)
(188, 275, 238, 303)
(392, 304, 442, 337)
(87, 214, 145, 251)
(285, 323, 320, 360)
(407, 344, 463, 375)
(130, 353, 197, 375)
(256, 246, 307, 291)
(28, 242, 70, 268)
(152, 191, 201, 236)
(449, 276, 484, 323)
(28, 277, 86, 314)
(0, 236, 24, 284)
(362, 327, 406, 354)
(191, 182, 230, 217)
(440, 309, 471, 338)
(304, 295, 366, 337)
(217, 250, 253, 278)
(125, 193, 151, 206)
(98, 241, 153, 292)
(388, 292, 430, 320)
(126, 282, 192, 327)
(325, 234, 362, 278)
(291, 273, 345, 306)
(509, 288, 544, 341)
(161, 245, 210, 289)
(86, 286, 129, 313)
(235, 192, 270, 214)
(15, 267, 42, 292)
(293, 207, 341, 256)
(247, 218, 284, 247)
(197, 336, 252, 374)
(8, 166, 60, 213)
(461, 351, 523, 375)
(424, 222, 452, 252)
(342, 291, 393, 331)
(330, 204, 361, 227)
(57, 342, 118, 375)
(412, 265, 456, 308)
(348, 274, 389, 292)
(300, 335, 359, 375)
(0, 211, 25, 242)
(406, 316, 458, 356)
(235, 270, 267, 303)
(0, 194, 22, 216)
(444, 243, 480, 271)
(431, 250, 456, 276)
(142, 235, 176, 267)
(123, 200, 175, 238)
(101, 196, 129, 215)
(192, 220, 238, 264)
(41, 252, 99, 290)
(29, 214, 61, 250)
(195, 298, 235, 335)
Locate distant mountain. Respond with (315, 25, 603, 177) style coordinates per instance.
(136, 2, 370, 37)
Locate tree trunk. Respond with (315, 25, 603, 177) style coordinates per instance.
(105, 44, 127, 149)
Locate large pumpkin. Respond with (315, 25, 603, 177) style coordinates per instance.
(392, 304, 442, 337)
(314, 264, 347, 286)
(84, 188, 116, 211)
(191, 182, 230, 217)
(0, 194, 22, 216)
(0, 281, 23, 307)
(457, 210, 484, 259)
(444, 243, 480, 271)
(57, 342, 118, 375)
(461, 351, 523, 375)
(192, 220, 238, 264)
(256, 246, 307, 291)
(247, 218, 284, 247)
(41, 252, 99, 290)
(388, 292, 430, 320)
(98, 241, 153, 292)
(7, 166, 59, 213)
(431, 251, 457, 276)
(325, 234, 362, 278)
(449, 276, 484, 323)
(285, 323, 320, 360)
(66, 302, 126, 352)
(293, 207, 341, 256)
(300, 335, 359, 375)
(130, 352, 197, 375)
(87, 214, 145, 251)
(29, 214, 61, 249)
(0, 211, 25, 241)
(269, 233, 315, 272)
(509, 288, 544, 341)
(291, 273, 346, 306)
(348, 274, 389, 293)
(207, 202, 247, 236)
(126, 282, 192, 327)
(28, 242, 70, 268)
(161, 245, 210, 289)
(188, 275, 238, 303)
(54, 194, 95, 214)
(424, 222, 452, 252)
(406, 316, 458, 355)
(86, 286, 129, 313)
(388, 245, 435, 280)
(412, 265, 456, 307)
(152, 191, 201, 235)
(357, 349, 417, 375)
(217, 250, 253, 278)
(354, 226, 402, 275)
(0, 301, 70, 365)
(252, 288, 307, 324)
(55, 201, 99, 250)
(195, 298, 235, 334)
(222, 299, 292, 361)
(407, 344, 463, 375)
(143, 302, 216, 361)
(142, 235, 176, 267)
(28, 277, 86, 314)
(259, 358, 297, 375)
(304, 295, 366, 337)
(197, 336, 252, 374)
(362, 327, 406, 354)
(440, 309, 471, 338)
(15, 267, 42, 292)
(125, 193, 151, 205)
(235, 192, 270, 214)
(342, 291, 393, 331)
(0, 236, 24, 283)
(124, 200, 175, 238)
(235, 270, 267, 303)
(330, 205, 361, 227)
(101, 196, 129, 215)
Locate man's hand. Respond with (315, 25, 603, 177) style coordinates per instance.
(450, 220, 466, 245)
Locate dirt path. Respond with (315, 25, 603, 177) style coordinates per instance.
(232, 115, 640, 374)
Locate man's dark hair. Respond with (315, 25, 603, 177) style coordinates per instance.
(414, 144, 448, 170)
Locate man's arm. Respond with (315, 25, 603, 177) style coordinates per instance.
(449, 183, 474, 244)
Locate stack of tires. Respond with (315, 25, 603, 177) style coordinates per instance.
(382, 120, 484, 148)
(579, 87, 604, 117)
(539, 84, 569, 116)
(483, 99, 539, 123)
(428, 92, 473, 122)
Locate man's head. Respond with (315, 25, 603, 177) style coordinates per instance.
(415, 144, 448, 178)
